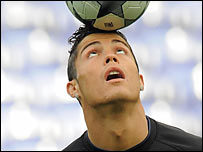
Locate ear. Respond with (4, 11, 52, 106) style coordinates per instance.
(66, 80, 80, 98)
(139, 74, 144, 91)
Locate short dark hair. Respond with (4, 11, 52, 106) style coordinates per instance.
(67, 25, 139, 81)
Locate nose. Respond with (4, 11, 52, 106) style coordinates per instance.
(105, 54, 119, 65)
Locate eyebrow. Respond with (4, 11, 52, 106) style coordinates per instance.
(80, 39, 131, 55)
(112, 39, 131, 49)
(81, 41, 101, 55)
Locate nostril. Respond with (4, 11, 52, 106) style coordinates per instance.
(113, 58, 117, 62)
(106, 58, 110, 64)
(105, 57, 118, 64)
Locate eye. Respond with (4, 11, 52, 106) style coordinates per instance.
(116, 49, 125, 55)
(88, 51, 98, 58)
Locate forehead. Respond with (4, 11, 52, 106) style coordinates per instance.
(77, 33, 128, 51)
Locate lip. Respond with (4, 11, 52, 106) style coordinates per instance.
(104, 66, 125, 82)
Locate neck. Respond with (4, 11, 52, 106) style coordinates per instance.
(82, 98, 148, 151)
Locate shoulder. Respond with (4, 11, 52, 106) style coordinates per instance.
(151, 117, 202, 151)
(62, 131, 87, 151)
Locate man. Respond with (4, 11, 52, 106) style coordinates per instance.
(63, 25, 202, 151)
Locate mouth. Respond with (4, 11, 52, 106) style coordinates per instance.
(105, 67, 125, 82)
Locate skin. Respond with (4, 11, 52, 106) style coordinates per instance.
(67, 33, 148, 151)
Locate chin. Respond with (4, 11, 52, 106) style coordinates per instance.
(101, 91, 138, 106)
(86, 88, 139, 108)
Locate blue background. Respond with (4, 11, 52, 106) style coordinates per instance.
(1, 1, 202, 151)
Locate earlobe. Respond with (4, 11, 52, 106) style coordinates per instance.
(140, 85, 144, 91)
(66, 81, 75, 98)
(139, 74, 144, 91)
(74, 93, 79, 99)
(66, 80, 80, 98)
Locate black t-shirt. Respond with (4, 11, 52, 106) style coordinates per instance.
(62, 116, 202, 151)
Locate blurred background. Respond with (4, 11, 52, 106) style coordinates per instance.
(1, 1, 202, 151)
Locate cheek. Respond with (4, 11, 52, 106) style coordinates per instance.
(77, 66, 104, 105)
(76, 60, 102, 93)
(77, 55, 103, 79)
(77, 61, 99, 80)
(126, 63, 140, 87)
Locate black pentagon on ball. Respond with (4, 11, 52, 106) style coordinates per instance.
(97, 1, 126, 18)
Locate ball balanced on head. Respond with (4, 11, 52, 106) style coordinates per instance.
(66, 1, 149, 31)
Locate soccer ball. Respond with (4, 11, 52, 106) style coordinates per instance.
(66, 1, 150, 31)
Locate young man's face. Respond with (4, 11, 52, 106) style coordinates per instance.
(70, 33, 144, 107)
